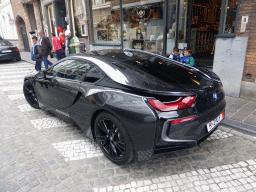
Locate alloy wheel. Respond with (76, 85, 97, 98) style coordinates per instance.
(96, 118, 126, 160)
(23, 81, 39, 109)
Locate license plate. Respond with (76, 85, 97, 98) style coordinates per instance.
(207, 112, 224, 132)
(2, 50, 12, 53)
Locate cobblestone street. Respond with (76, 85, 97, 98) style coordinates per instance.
(1, 61, 256, 192)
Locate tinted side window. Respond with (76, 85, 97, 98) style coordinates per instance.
(84, 66, 104, 83)
(45, 60, 93, 80)
(45, 60, 70, 78)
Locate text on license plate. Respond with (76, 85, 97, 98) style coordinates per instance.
(2, 50, 12, 53)
(207, 112, 225, 132)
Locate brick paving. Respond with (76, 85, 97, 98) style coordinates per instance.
(1, 60, 256, 192)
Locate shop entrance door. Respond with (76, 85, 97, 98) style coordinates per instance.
(167, 0, 222, 67)
(20, 26, 30, 52)
(189, 0, 221, 67)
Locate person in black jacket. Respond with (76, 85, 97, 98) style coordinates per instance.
(31, 36, 43, 71)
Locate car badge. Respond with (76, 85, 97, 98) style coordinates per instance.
(213, 92, 218, 101)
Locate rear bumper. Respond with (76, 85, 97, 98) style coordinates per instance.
(154, 99, 226, 154)
(0, 51, 20, 61)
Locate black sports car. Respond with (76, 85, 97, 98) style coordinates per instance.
(23, 49, 225, 165)
(0, 40, 21, 62)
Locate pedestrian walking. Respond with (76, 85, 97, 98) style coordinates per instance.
(31, 36, 42, 71)
(65, 30, 80, 56)
(52, 32, 62, 61)
(38, 29, 53, 69)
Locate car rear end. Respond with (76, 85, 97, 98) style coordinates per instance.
(0, 41, 21, 61)
(145, 80, 225, 154)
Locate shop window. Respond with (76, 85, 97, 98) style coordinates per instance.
(122, 0, 164, 55)
(223, 0, 238, 33)
(72, 0, 87, 37)
(92, 0, 121, 44)
(218, 0, 239, 36)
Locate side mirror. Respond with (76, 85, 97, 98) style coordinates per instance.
(36, 71, 45, 79)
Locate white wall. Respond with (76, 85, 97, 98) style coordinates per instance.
(0, 0, 18, 40)
(213, 37, 249, 98)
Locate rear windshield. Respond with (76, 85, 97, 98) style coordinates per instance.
(93, 50, 213, 89)
(0, 41, 13, 46)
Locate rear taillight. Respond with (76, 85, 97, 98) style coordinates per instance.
(15, 47, 19, 51)
(171, 116, 195, 125)
(146, 96, 196, 112)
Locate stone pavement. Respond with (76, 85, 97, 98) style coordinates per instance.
(1, 60, 256, 192)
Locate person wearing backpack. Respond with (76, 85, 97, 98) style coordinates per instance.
(31, 36, 42, 71)
(180, 48, 196, 67)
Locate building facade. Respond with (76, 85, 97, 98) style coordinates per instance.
(40, 0, 89, 53)
(10, 0, 43, 51)
(8, 0, 255, 101)
(0, 0, 19, 46)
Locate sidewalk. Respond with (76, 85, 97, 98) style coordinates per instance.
(20, 51, 256, 134)
(222, 96, 256, 134)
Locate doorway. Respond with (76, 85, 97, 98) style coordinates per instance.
(16, 16, 30, 51)
(173, 0, 222, 67)
(191, 0, 221, 67)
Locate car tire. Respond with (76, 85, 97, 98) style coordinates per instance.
(17, 56, 21, 61)
(95, 112, 134, 165)
(23, 80, 40, 109)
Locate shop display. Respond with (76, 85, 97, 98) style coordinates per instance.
(72, 0, 86, 37)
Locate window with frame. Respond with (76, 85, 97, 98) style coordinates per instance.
(72, 0, 87, 37)
(92, 0, 121, 44)
(45, 59, 93, 80)
(122, 0, 165, 55)
(219, 0, 239, 35)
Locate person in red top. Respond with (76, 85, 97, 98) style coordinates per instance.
(57, 26, 65, 46)
(52, 32, 62, 61)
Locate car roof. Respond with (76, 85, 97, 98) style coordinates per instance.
(72, 49, 213, 94)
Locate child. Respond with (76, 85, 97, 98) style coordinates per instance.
(180, 48, 196, 67)
(169, 47, 183, 61)
(31, 36, 43, 71)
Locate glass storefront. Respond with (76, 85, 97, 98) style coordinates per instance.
(71, 0, 87, 37)
(92, 0, 121, 44)
(90, 0, 239, 64)
(122, 0, 164, 55)
(166, 0, 188, 55)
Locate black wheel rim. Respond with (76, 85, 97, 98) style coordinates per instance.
(24, 83, 38, 107)
(97, 118, 126, 160)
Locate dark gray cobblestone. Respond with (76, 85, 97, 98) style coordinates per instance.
(1, 62, 256, 191)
